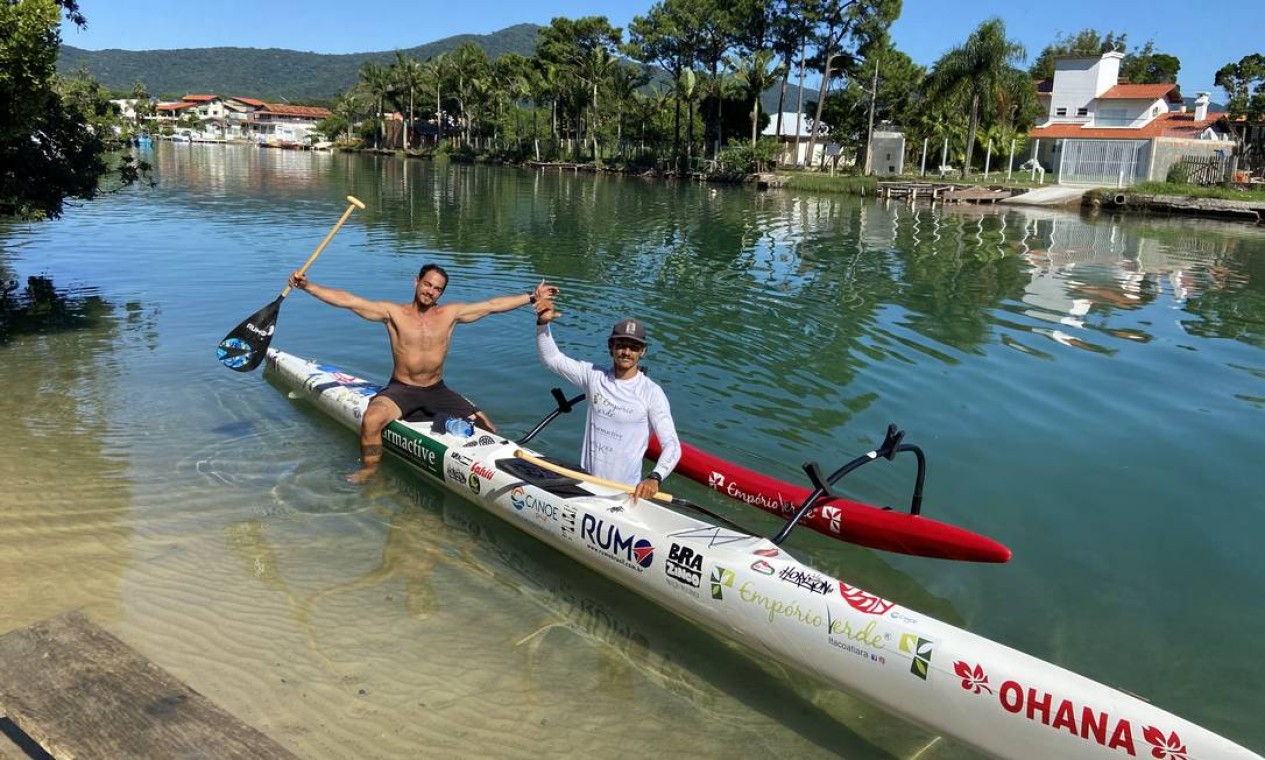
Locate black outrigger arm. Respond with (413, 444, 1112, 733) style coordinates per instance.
(519, 389, 587, 444)
(771, 423, 928, 546)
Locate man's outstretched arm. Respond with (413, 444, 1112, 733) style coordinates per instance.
(289, 271, 392, 322)
(453, 281, 560, 324)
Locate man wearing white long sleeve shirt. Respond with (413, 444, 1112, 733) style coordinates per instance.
(534, 301, 681, 501)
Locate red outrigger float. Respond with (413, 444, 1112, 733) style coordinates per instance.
(648, 427, 1012, 563)
(519, 389, 1009, 563)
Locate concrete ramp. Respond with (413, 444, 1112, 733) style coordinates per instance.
(1001, 185, 1089, 206)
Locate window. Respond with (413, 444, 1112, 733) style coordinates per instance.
(1077, 107, 1089, 117)
(1056, 107, 1068, 117)
(1151, 106, 1160, 118)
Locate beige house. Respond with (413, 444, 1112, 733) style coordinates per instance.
(1027, 52, 1235, 185)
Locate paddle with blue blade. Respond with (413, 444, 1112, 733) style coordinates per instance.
(217, 195, 365, 372)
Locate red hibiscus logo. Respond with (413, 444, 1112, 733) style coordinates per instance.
(1142, 726, 1188, 760)
(954, 660, 993, 695)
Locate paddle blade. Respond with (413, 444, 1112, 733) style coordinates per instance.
(217, 297, 283, 372)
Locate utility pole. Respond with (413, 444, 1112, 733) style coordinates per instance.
(863, 58, 879, 175)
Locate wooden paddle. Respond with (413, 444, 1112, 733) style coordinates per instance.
(217, 195, 365, 372)
(513, 448, 679, 499)
(512, 449, 755, 534)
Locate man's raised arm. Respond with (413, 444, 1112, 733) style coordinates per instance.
(453, 281, 559, 324)
(289, 272, 392, 322)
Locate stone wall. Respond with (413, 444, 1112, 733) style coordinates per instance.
(1149, 138, 1235, 183)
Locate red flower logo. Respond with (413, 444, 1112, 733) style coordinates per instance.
(1142, 726, 1188, 760)
(953, 660, 993, 695)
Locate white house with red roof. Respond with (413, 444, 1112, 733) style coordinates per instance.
(248, 103, 333, 146)
(1028, 52, 1235, 186)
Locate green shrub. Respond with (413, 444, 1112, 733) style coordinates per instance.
(716, 137, 782, 175)
(1165, 163, 1191, 185)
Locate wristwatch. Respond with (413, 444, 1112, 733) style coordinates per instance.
(645, 472, 662, 483)
(528, 292, 538, 304)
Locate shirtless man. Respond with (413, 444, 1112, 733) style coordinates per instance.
(290, 264, 558, 482)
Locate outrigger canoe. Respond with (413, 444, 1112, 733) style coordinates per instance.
(265, 348, 1260, 760)
(647, 436, 1012, 563)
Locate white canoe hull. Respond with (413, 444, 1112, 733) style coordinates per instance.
(265, 349, 1259, 760)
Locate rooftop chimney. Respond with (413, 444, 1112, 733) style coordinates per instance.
(1194, 92, 1210, 121)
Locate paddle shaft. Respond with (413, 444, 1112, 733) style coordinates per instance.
(279, 195, 366, 298)
(513, 449, 676, 500)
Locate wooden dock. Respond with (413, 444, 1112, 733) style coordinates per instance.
(0, 612, 298, 760)
(938, 186, 1015, 204)
(877, 182, 957, 200)
(877, 182, 1018, 203)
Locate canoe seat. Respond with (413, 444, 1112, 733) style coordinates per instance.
(497, 457, 594, 498)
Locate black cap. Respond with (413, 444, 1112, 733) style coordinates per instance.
(609, 317, 647, 345)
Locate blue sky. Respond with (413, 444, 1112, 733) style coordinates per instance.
(61, 0, 1261, 97)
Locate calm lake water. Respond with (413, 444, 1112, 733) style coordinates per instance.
(2, 142, 1263, 758)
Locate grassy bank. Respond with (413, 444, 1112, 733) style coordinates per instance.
(780, 173, 878, 195)
(1129, 181, 1265, 203)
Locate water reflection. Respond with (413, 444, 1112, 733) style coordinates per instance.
(0, 283, 131, 632)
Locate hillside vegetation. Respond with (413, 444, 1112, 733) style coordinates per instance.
(57, 24, 543, 101)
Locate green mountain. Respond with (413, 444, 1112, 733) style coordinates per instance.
(57, 24, 543, 102)
(57, 22, 806, 114)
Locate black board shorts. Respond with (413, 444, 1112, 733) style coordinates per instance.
(374, 378, 479, 422)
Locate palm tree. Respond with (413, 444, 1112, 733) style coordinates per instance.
(729, 49, 785, 147)
(450, 43, 491, 147)
(606, 62, 645, 156)
(358, 61, 392, 149)
(577, 47, 617, 164)
(391, 52, 425, 150)
(923, 18, 1028, 179)
(332, 89, 362, 144)
(677, 68, 699, 170)
(421, 54, 451, 147)
(494, 53, 533, 156)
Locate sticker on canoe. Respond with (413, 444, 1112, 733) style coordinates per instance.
(382, 423, 446, 480)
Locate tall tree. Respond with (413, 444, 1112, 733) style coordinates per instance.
(494, 52, 534, 156)
(449, 43, 491, 146)
(729, 49, 785, 146)
(803, 0, 902, 170)
(817, 43, 924, 159)
(1029, 29, 1126, 81)
(628, 2, 696, 168)
(421, 53, 452, 146)
(768, 1, 816, 146)
(390, 52, 425, 150)
(1215, 54, 1265, 166)
(923, 18, 1029, 179)
(1120, 42, 1180, 85)
(357, 61, 392, 148)
(2, 0, 140, 220)
(537, 16, 624, 163)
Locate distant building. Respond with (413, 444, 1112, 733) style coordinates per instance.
(249, 103, 333, 145)
(762, 112, 830, 167)
(870, 126, 905, 175)
(1027, 52, 1235, 186)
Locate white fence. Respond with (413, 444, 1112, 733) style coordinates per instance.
(1058, 139, 1151, 186)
